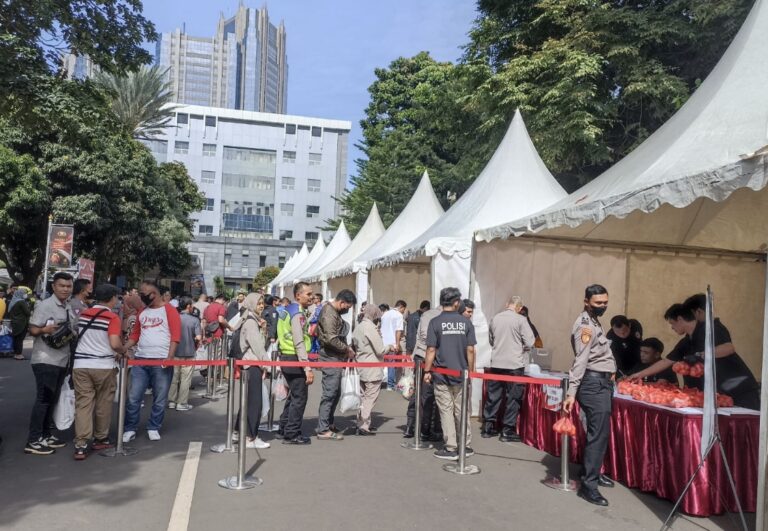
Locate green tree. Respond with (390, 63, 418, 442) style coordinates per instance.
(253, 266, 280, 290)
(93, 65, 176, 138)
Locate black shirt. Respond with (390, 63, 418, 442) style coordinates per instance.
(606, 330, 641, 375)
(426, 310, 476, 386)
(628, 361, 678, 385)
(405, 310, 422, 353)
(667, 319, 759, 405)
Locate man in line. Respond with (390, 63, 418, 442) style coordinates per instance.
(381, 300, 406, 390)
(316, 289, 357, 440)
(69, 278, 92, 318)
(227, 290, 246, 320)
(424, 287, 477, 461)
(460, 299, 475, 320)
(404, 303, 442, 440)
(123, 281, 181, 442)
(193, 293, 209, 317)
(276, 282, 314, 445)
(406, 300, 430, 358)
(24, 272, 75, 455)
(262, 295, 279, 349)
(482, 296, 536, 442)
(203, 294, 230, 339)
(606, 315, 641, 376)
(168, 297, 201, 411)
(72, 284, 126, 460)
(563, 284, 616, 507)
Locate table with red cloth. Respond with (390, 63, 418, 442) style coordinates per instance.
(512, 382, 758, 517)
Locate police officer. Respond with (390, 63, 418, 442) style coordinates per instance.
(563, 284, 616, 506)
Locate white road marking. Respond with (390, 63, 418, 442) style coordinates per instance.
(167, 441, 202, 531)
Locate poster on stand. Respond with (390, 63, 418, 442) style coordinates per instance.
(48, 225, 74, 269)
(77, 259, 95, 282)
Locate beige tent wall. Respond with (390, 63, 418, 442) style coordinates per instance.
(475, 238, 628, 371)
(626, 252, 765, 375)
(369, 264, 431, 307)
(328, 275, 355, 300)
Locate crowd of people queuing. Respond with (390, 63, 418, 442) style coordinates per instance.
(2, 273, 761, 509)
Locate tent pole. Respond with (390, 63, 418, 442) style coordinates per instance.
(757, 256, 768, 531)
(468, 236, 477, 301)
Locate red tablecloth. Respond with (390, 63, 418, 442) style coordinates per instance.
(515, 384, 758, 516)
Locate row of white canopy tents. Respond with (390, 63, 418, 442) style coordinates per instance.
(269, 0, 768, 521)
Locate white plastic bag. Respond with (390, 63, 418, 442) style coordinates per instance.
(261, 381, 270, 420)
(194, 344, 209, 371)
(54, 377, 76, 430)
(272, 372, 289, 401)
(397, 369, 415, 400)
(339, 367, 362, 413)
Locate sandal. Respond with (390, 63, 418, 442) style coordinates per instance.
(316, 431, 344, 441)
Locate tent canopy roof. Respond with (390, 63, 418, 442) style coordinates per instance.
(270, 244, 306, 286)
(279, 238, 325, 287)
(293, 221, 351, 282)
(374, 110, 567, 266)
(477, 0, 768, 255)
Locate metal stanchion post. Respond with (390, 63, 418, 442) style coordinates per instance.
(443, 369, 480, 475)
(211, 356, 237, 453)
(216, 335, 228, 392)
(402, 358, 433, 450)
(219, 367, 263, 490)
(101, 357, 138, 457)
(202, 341, 218, 400)
(259, 344, 279, 432)
(543, 377, 578, 491)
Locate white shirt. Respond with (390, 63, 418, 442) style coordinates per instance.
(380, 309, 404, 346)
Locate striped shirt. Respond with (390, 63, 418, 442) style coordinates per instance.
(73, 305, 122, 370)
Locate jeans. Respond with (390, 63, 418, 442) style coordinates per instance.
(28, 363, 67, 443)
(483, 367, 525, 433)
(279, 371, 309, 439)
(317, 354, 343, 433)
(235, 367, 264, 439)
(124, 364, 173, 432)
(387, 367, 396, 389)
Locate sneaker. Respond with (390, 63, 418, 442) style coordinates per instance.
(282, 435, 311, 445)
(147, 430, 161, 441)
(463, 446, 475, 457)
(232, 431, 239, 442)
(433, 448, 459, 460)
(245, 437, 270, 449)
(274, 431, 285, 440)
(73, 445, 89, 460)
(24, 439, 55, 455)
(92, 438, 114, 450)
(45, 435, 67, 448)
(123, 430, 136, 443)
(175, 404, 193, 411)
(167, 401, 177, 409)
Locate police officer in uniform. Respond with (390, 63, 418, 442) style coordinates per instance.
(563, 284, 616, 506)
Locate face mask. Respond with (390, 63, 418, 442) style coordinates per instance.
(339, 307, 350, 315)
(140, 293, 154, 306)
(591, 305, 607, 317)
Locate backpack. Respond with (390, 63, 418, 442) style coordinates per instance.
(229, 315, 255, 360)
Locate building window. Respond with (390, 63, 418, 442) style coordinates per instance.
(281, 203, 294, 217)
(259, 255, 267, 267)
(205, 116, 216, 127)
(174, 141, 189, 155)
(224, 256, 231, 267)
(306, 205, 320, 218)
(242, 249, 249, 257)
(203, 143, 216, 157)
(279, 256, 286, 267)
(204, 198, 215, 211)
(279, 230, 293, 240)
(309, 153, 322, 166)
(283, 150, 296, 164)
(307, 179, 321, 192)
(285, 124, 296, 135)
(198, 225, 213, 235)
(177, 113, 189, 124)
(201, 170, 215, 184)
(241, 266, 249, 276)
(305, 231, 319, 242)
(311, 126, 322, 138)
(281, 177, 295, 190)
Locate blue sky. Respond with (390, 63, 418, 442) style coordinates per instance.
(141, 0, 479, 186)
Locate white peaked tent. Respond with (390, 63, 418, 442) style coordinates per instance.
(472, 0, 768, 523)
(279, 237, 326, 289)
(269, 249, 298, 289)
(271, 243, 308, 297)
(314, 203, 386, 299)
(291, 221, 352, 286)
(347, 171, 444, 305)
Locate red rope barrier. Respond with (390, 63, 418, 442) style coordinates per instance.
(468, 371, 560, 387)
(237, 360, 413, 369)
(127, 359, 228, 367)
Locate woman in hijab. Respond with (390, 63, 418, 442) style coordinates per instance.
(7, 287, 32, 360)
(234, 293, 270, 449)
(352, 303, 393, 436)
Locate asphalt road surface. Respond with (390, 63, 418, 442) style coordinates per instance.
(0, 346, 754, 531)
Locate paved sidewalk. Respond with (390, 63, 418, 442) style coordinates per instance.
(0, 354, 752, 531)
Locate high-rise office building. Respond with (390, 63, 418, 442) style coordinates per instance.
(61, 53, 97, 80)
(156, 4, 288, 114)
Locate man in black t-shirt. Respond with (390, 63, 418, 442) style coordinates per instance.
(424, 287, 477, 461)
(606, 315, 641, 376)
(627, 337, 677, 385)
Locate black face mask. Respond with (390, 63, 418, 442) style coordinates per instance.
(140, 293, 154, 306)
(590, 305, 607, 317)
(339, 307, 350, 315)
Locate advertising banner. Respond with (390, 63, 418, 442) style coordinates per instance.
(48, 225, 74, 269)
(77, 258, 95, 282)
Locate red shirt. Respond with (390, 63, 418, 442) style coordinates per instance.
(203, 302, 227, 338)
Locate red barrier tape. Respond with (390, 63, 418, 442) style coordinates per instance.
(127, 359, 228, 367)
(237, 360, 413, 369)
(469, 371, 560, 387)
